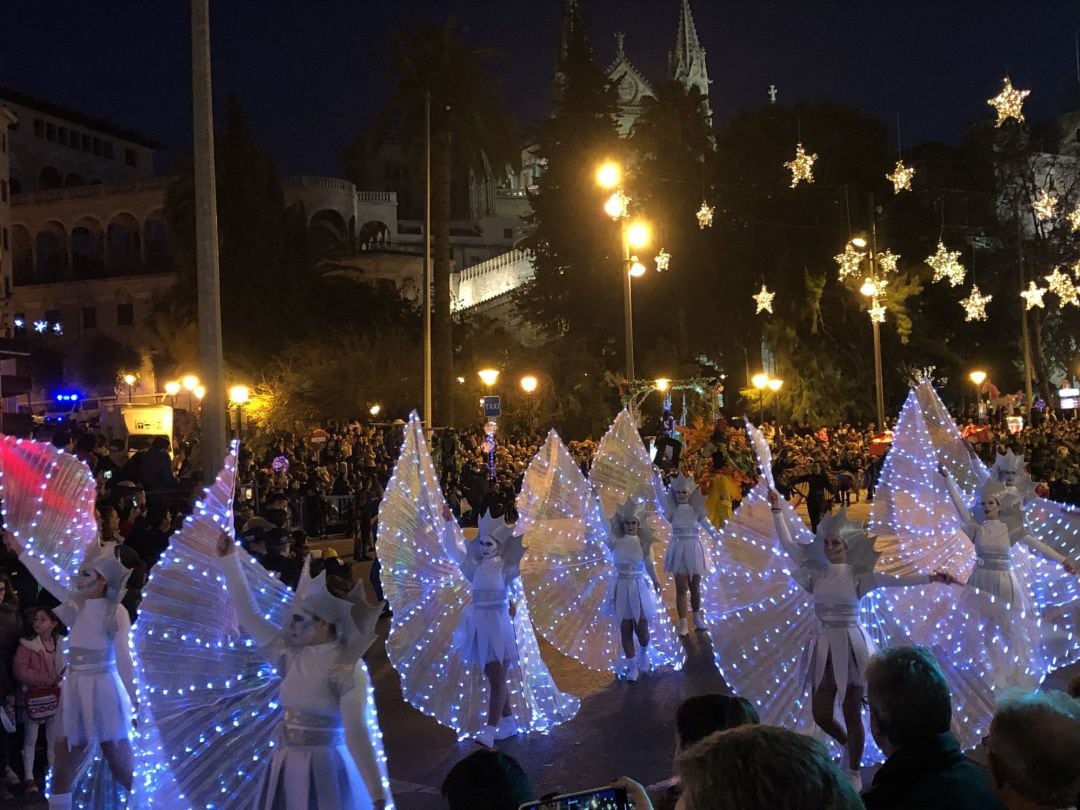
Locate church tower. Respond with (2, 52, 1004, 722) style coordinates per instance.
(668, 0, 712, 121)
(553, 0, 580, 105)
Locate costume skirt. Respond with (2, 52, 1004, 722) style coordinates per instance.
(61, 662, 132, 747)
(798, 624, 873, 696)
(604, 572, 658, 623)
(663, 534, 710, 577)
(453, 602, 518, 665)
(256, 736, 373, 810)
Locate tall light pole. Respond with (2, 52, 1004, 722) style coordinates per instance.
(520, 375, 538, 434)
(751, 372, 769, 423)
(850, 212, 886, 430)
(122, 373, 137, 404)
(228, 384, 250, 439)
(423, 91, 432, 427)
(191, 0, 226, 468)
(969, 370, 987, 422)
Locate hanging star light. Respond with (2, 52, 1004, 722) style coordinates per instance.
(886, 159, 915, 193)
(753, 284, 775, 314)
(1020, 281, 1047, 310)
(696, 201, 714, 229)
(868, 299, 887, 323)
(654, 248, 671, 272)
(987, 77, 1030, 127)
(876, 249, 900, 275)
(1068, 204, 1080, 233)
(784, 143, 817, 187)
(1032, 189, 1059, 221)
(835, 243, 864, 280)
(960, 285, 992, 321)
(925, 241, 966, 286)
(1045, 266, 1073, 298)
(1073, 259, 1080, 280)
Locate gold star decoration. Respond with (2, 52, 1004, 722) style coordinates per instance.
(655, 248, 671, 272)
(1068, 204, 1080, 233)
(1073, 259, 1080, 279)
(886, 159, 915, 193)
(784, 143, 817, 188)
(835, 243, 864, 280)
(925, 241, 966, 287)
(868, 299, 887, 324)
(988, 77, 1030, 127)
(753, 284, 776, 314)
(1020, 281, 1047, 310)
(696, 201, 714, 229)
(1032, 189, 1059, 222)
(1046, 267, 1080, 307)
(960, 285, 992, 321)
(876, 249, 900, 275)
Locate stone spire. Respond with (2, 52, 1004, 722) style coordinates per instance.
(668, 0, 711, 120)
(553, 0, 581, 104)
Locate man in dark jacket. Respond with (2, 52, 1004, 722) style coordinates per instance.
(862, 646, 1005, 810)
(142, 437, 179, 493)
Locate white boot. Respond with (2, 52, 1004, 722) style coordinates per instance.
(48, 793, 72, 810)
(677, 617, 689, 636)
(624, 658, 639, 682)
(636, 645, 652, 673)
(474, 725, 497, 748)
(693, 610, 708, 630)
(494, 716, 518, 740)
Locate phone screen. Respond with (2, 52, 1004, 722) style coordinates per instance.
(520, 787, 629, 810)
(103, 470, 113, 480)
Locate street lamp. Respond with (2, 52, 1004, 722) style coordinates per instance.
(181, 374, 199, 392)
(520, 375, 538, 394)
(369, 403, 381, 418)
(122, 373, 137, 403)
(969, 370, 987, 421)
(520, 375, 538, 433)
(751, 372, 769, 423)
(655, 377, 671, 393)
(478, 368, 499, 389)
(767, 377, 783, 393)
(596, 161, 621, 189)
(229, 384, 250, 438)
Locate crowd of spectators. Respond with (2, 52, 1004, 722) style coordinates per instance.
(441, 646, 1080, 810)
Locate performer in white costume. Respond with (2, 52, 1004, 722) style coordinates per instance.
(377, 414, 577, 750)
(765, 490, 953, 788)
(0, 436, 137, 810)
(518, 430, 683, 683)
(658, 472, 712, 635)
(133, 442, 392, 810)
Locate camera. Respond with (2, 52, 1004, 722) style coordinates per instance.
(519, 786, 630, 810)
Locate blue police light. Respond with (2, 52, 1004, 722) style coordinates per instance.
(54, 392, 81, 403)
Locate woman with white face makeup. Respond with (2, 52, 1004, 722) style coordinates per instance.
(657, 472, 713, 636)
(441, 506, 526, 748)
(765, 489, 952, 790)
(5, 536, 135, 810)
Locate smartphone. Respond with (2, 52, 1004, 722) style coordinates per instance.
(519, 786, 629, 810)
(103, 470, 113, 480)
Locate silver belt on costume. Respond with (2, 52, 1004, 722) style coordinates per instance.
(281, 709, 344, 748)
(814, 602, 859, 629)
(68, 646, 116, 674)
(976, 550, 1011, 572)
(617, 563, 645, 580)
(672, 527, 697, 542)
(472, 588, 507, 609)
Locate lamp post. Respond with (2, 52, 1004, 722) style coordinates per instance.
(520, 375, 538, 434)
(182, 374, 200, 413)
(122, 373, 137, 404)
(751, 373, 769, 423)
(969, 370, 987, 422)
(228, 384, 250, 439)
(164, 380, 180, 408)
(850, 219, 886, 430)
(369, 404, 381, 418)
(598, 161, 651, 384)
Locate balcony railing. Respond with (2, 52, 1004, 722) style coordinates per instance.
(12, 175, 176, 205)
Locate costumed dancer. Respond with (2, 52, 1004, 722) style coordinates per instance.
(706, 422, 954, 787)
(133, 442, 393, 809)
(657, 472, 713, 636)
(868, 385, 1080, 738)
(377, 414, 577, 749)
(517, 430, 682, 683)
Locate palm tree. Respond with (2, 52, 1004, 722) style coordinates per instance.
(378, 20, 519, 425)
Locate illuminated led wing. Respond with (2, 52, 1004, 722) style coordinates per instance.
(912, 381, 987, 494)
(380, 413, 578, 738)
(708, 483, 898, 763)
(132, 441, 292, 809)
(0, 436, 98, 589)
(744, 417, 777, 491)
(519, 431, 683, 673)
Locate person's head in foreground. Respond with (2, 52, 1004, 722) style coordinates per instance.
(441, 749, 532, 810)
(675, 693, 759, 753)
(674, 725, 863, 810)
(985, 690, 1080, 810)
(865, 645, 951, 755)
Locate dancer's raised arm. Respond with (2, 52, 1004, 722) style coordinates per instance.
(216, 533, 281, 647)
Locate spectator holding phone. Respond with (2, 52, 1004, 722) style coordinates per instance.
(441, 749, 532, 810)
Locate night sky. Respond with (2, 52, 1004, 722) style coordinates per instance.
(4, 1, 1079, 179)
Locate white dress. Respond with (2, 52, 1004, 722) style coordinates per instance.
(663, 503, 711, 577)
(604, 536, 658, 622)
(452, 555, 518, 666)
(222, 554, 391, 810)
(19, 553, 134, 748)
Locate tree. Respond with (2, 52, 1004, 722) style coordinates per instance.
(376, 20, 519, 426)
(517, 1, 623, 358)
